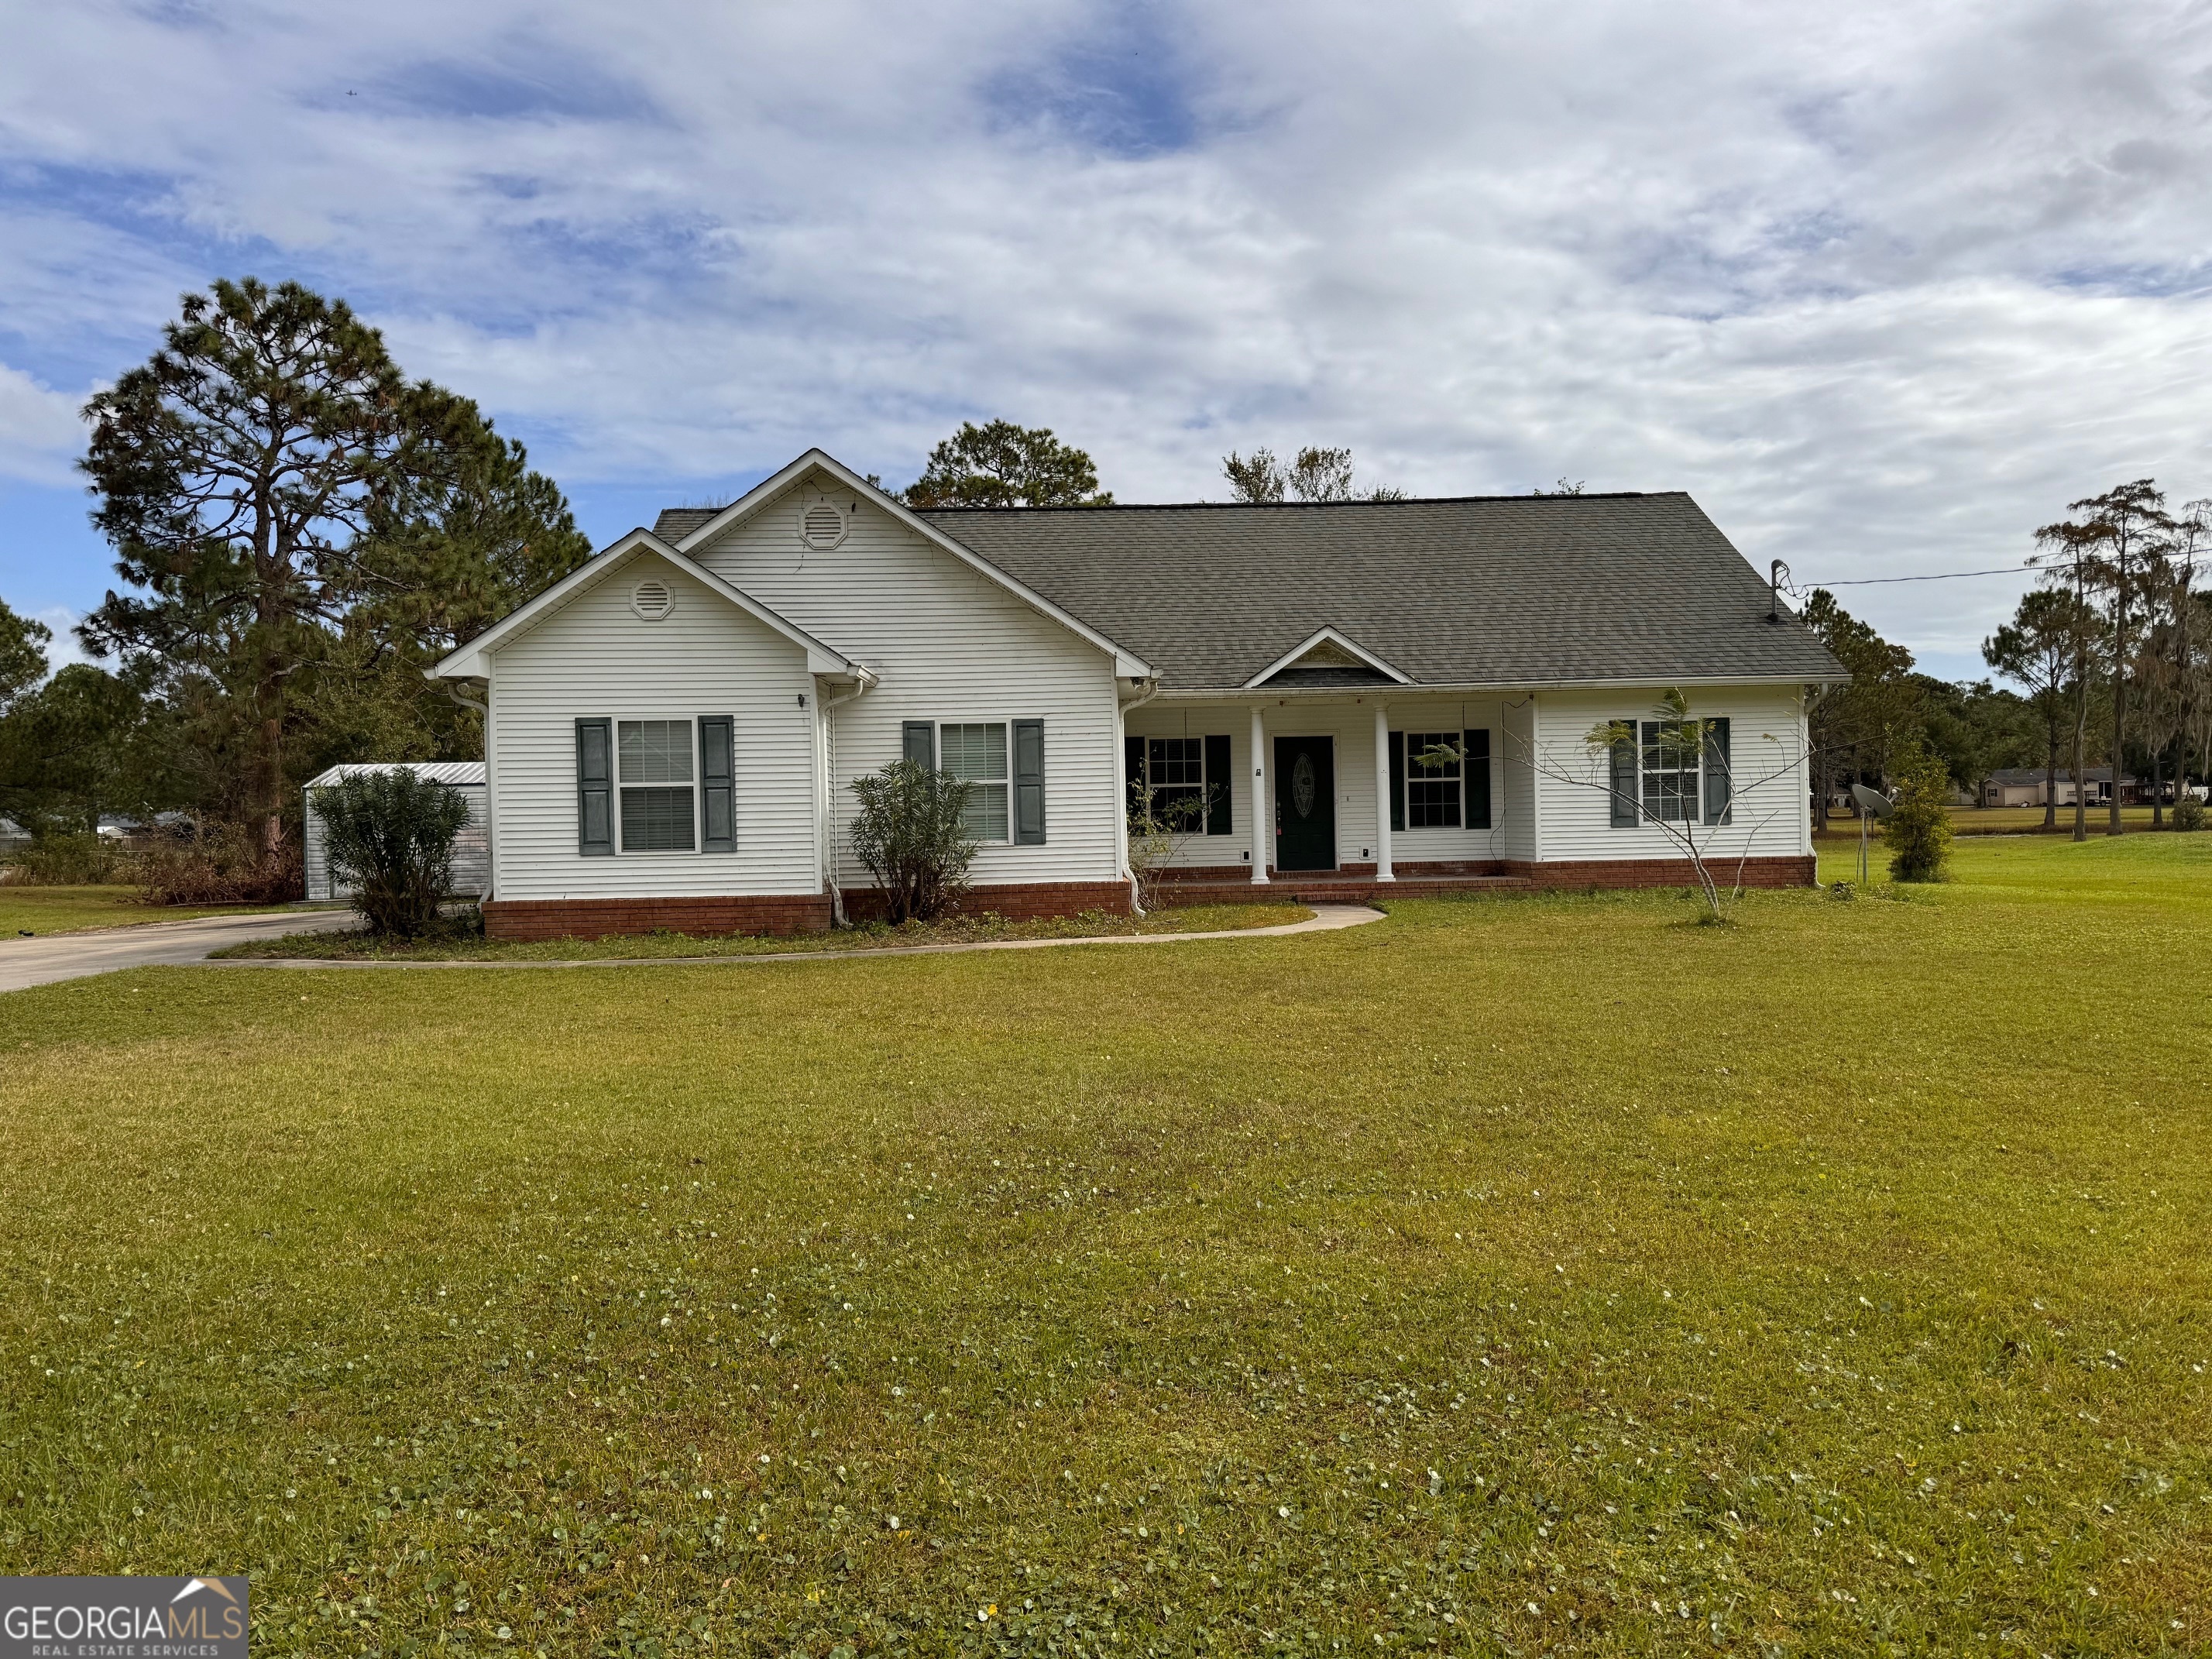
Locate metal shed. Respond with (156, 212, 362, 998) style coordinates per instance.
(303, 762, 489, 902)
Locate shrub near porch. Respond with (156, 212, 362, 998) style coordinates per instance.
(1, 833, 2207, 1654)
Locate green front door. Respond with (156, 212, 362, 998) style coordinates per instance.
(1273, 736, 1336, 871)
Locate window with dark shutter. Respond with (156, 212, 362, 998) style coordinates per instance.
(1124, 733, 1146, 827)
(1463, 728, 1492, 829)
(1013, 719, 1046, 845)
(699, 716, 735, 852)
(1702, 716, 1732, 825)
(576, 718, 614, 856)
(1388, 730, 1405, 833)
(902, 721, 936, 768)
(1609, 724, 1638, 827)
(1204, 733, 1231, 835)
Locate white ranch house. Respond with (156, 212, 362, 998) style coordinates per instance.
(430, 450, 1844, 939)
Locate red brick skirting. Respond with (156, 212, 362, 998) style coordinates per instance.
(484, 881, 1136, 939)
(1152, 853, 1815, 905)
(841, 881, 1135, 923)
(483, 895, 833, 940)
(1502, 854, 1816, 890)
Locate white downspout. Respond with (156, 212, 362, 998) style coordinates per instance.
(1118, 676, 1163, 912)
(819, 668, 874, 926)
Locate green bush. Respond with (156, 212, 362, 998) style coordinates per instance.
(313, 771, 470, 937)
(848, 758, 976, 924)
(2172, 793, 2206, 833)
(1885, 747, 1953, 883)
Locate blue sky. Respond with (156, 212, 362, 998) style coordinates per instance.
(4, 0, 2211, 682)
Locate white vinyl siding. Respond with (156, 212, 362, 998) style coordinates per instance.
(485, 554, 819, 900)
(691, 489, 1123, 888)
(1532, 685, 1811, 863)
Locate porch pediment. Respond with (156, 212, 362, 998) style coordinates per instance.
(1244, 627, 1412, 689)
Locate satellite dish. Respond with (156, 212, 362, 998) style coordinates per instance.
(1851, 782, 1895, 820)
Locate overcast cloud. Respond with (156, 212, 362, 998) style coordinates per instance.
(3, 0, 2210, 676)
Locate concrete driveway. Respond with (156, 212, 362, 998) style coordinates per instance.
(0, 908, 355, 994)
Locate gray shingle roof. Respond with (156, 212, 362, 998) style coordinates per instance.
(656, 493, 1845, 691)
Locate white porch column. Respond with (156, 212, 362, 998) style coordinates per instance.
(1249, 702, 1270, 883)
(1372, 701, 1394, 881)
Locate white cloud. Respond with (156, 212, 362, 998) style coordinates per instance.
(2, 0, 2210, 665)
(0, 363, 88, 485)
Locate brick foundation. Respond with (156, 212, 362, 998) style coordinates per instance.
(483, 894, 833, 941)
(1502, 854, 1816, 891)
(1150, 853, 1815, 905)
(840, 880, 1135, 923)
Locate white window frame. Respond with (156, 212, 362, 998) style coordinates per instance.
(939, 720, 1012, 845)
(617, 716, 701, 854)
(1402, 731, 1464, 830)
(1638, 719, 1702, 824)
(1142, 735, 1224, 835)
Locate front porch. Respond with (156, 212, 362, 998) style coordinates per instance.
(1152, 862, 1534, 905)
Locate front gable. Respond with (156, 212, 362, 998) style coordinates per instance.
(431, 530, 853, 682)
(669, 450, 1150, 679)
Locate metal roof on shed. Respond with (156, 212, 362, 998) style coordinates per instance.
(304, 761, 486, 788)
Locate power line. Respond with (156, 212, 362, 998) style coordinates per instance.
(1798, 564, 2039, 588)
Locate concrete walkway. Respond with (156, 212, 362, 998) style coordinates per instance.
(190, 902, 1386, 972)
(0, 908, 359, 994)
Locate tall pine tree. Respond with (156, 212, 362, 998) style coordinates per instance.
(79, 277, 589, 863)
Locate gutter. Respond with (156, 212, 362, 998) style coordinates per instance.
(819, 666, 878, 926)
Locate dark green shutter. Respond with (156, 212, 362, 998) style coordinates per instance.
(902, 720, 936, 768)
(1703, 716, 1732, 825)
(699, 716, 734, 852)
(1204, 733, 1231, 835)
(1013, 718, 1046, 845)
(1463, 728, 1492, 829)
(1124, 733, 1146, 824)
(1388, 730, 1405, 833)
(576, 718, 614, 856)
(1609, 724, 1639, 827)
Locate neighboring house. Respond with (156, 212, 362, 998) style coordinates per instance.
(303, 763, 490, 902)
(429, 450, 1846, 939)
(1975, 767, 2142, 809)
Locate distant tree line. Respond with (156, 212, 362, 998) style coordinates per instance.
(1807, 479, 2210, 838)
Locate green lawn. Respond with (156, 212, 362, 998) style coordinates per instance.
(0, 883, 289, 937)
(2, 836, 2207, 1655)
(1822, 805, 2171, 838)
(212, 903, 1315, 961)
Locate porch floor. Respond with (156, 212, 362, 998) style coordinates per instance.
(1156, 871, 1534, 905)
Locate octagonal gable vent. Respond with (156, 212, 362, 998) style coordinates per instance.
(630, 577, 673, 620)
(800, 500, 848, 551)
